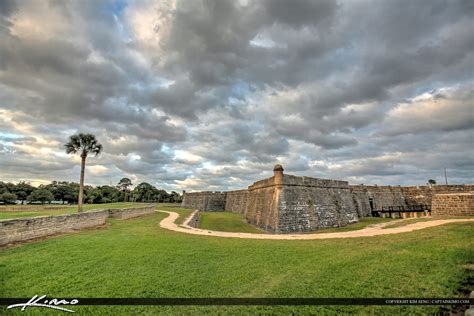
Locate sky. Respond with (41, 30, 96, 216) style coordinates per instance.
(0, 0, 473, 192)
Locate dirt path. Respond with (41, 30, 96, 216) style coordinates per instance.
(157, 210, 474, 240)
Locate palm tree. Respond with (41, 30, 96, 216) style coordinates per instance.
(65, 133, 103, 212)
(117, 177, 133, 202)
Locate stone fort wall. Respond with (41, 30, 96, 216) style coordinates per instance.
(182, 166, 359, 233)
(245, 176, 280, 231)
(350, 184, 474, 215)
(181, 191, 226, 211)
(225, 190, 249, 213)
(274, 174, 358, 233)
(400, 185, 473, 205)
(181, 165, 473, 233)
(431, 193, 474, 216)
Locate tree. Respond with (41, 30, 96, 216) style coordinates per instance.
(170, 191, 182, 203)
(97, 185, 120, 203)
(117, 178, 133, 202)
(133, 182, 155, 202)
(0, 181, 15, 194)
(428, 179, 436, 185)
(85, 186, 102, 204)
(12, 181, 35, 204)
(65, 133, 103, 212)
(0, 192, 17, 204)
(28, 189, 53, 205)
(46, 181, 79, 204)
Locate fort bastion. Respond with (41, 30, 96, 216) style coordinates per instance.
(181, 165, 473, 233)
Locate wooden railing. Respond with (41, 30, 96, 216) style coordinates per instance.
(371, 205, 431, 218)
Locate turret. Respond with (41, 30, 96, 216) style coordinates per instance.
(273, 164, 284, 188)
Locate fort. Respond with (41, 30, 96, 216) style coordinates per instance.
(181, 165, 474, 233)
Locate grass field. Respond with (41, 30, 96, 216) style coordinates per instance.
(156, 206, 194, 224)
(380, 216, 474, 229)
(199, 211, 266, 233)
(1, 207, 473, 314)
(197, 212, 396, 234)
(0, 202, 155, 220)
(311, 216, 395, 233)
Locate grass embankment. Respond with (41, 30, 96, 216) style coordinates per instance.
(0, 202, 155, 220)
(196, 212, 395, 234)
(199, 211, 266, 233)
(1, 208, 472, 314)
(382, 216, 474, 229)
(312, 217, 395, 233)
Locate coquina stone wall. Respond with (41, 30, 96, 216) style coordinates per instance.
(350, 185, 407, 216)
(349, 184, 474, 215)
(180, 191, 226, 211)
(224, 190, 248, 213)
(431, 193, 474, 216)
(180, 165, 473, 233)
(0, 205, 155, 246)
(107, 205, 155, 219)
(246, 176, 280, 231)
(185, 211, 200, 228)
(274, 174, 358, 233)
(401, 185, 473, 206)
(181, 166, 359, 233)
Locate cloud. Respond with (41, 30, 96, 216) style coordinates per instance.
(0, 0, 473, 190)
(382, 85, 474, 136)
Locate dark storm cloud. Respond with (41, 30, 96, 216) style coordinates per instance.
(0, 0, 472, 190)
(0, 0, 16, 36)
(264, 0, 337, 29)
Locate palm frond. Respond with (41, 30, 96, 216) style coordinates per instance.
(64, 133, 103, 157)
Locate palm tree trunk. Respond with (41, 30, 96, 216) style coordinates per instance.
(78, 154, 86, 212)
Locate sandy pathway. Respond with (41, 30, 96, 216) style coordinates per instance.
(157, 210, 474, 240)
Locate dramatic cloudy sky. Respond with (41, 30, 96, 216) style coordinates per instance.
(0, 0, 473, 191)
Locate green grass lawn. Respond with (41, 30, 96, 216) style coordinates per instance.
(312, 216, 396, 233)
(156, 206, 194, 225)
(1, 208, 473, 314)
(0, 202, 155, 220)
(382, 216, 474, 229)
(199, 211, 266, 233)
(197, 212, 396, 234)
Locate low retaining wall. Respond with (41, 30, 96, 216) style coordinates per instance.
(185, 211, 200, 228)
(0, 205, 156, 246)
(432, 193, 474, 216)
(108, 205, 155, 219)
(0, 210, 108, 246)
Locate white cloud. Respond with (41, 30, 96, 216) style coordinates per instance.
(383, 84, 474, 135)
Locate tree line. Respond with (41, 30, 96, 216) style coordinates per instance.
(0, 178, 182, 205)
(1, 133, 180, 209)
